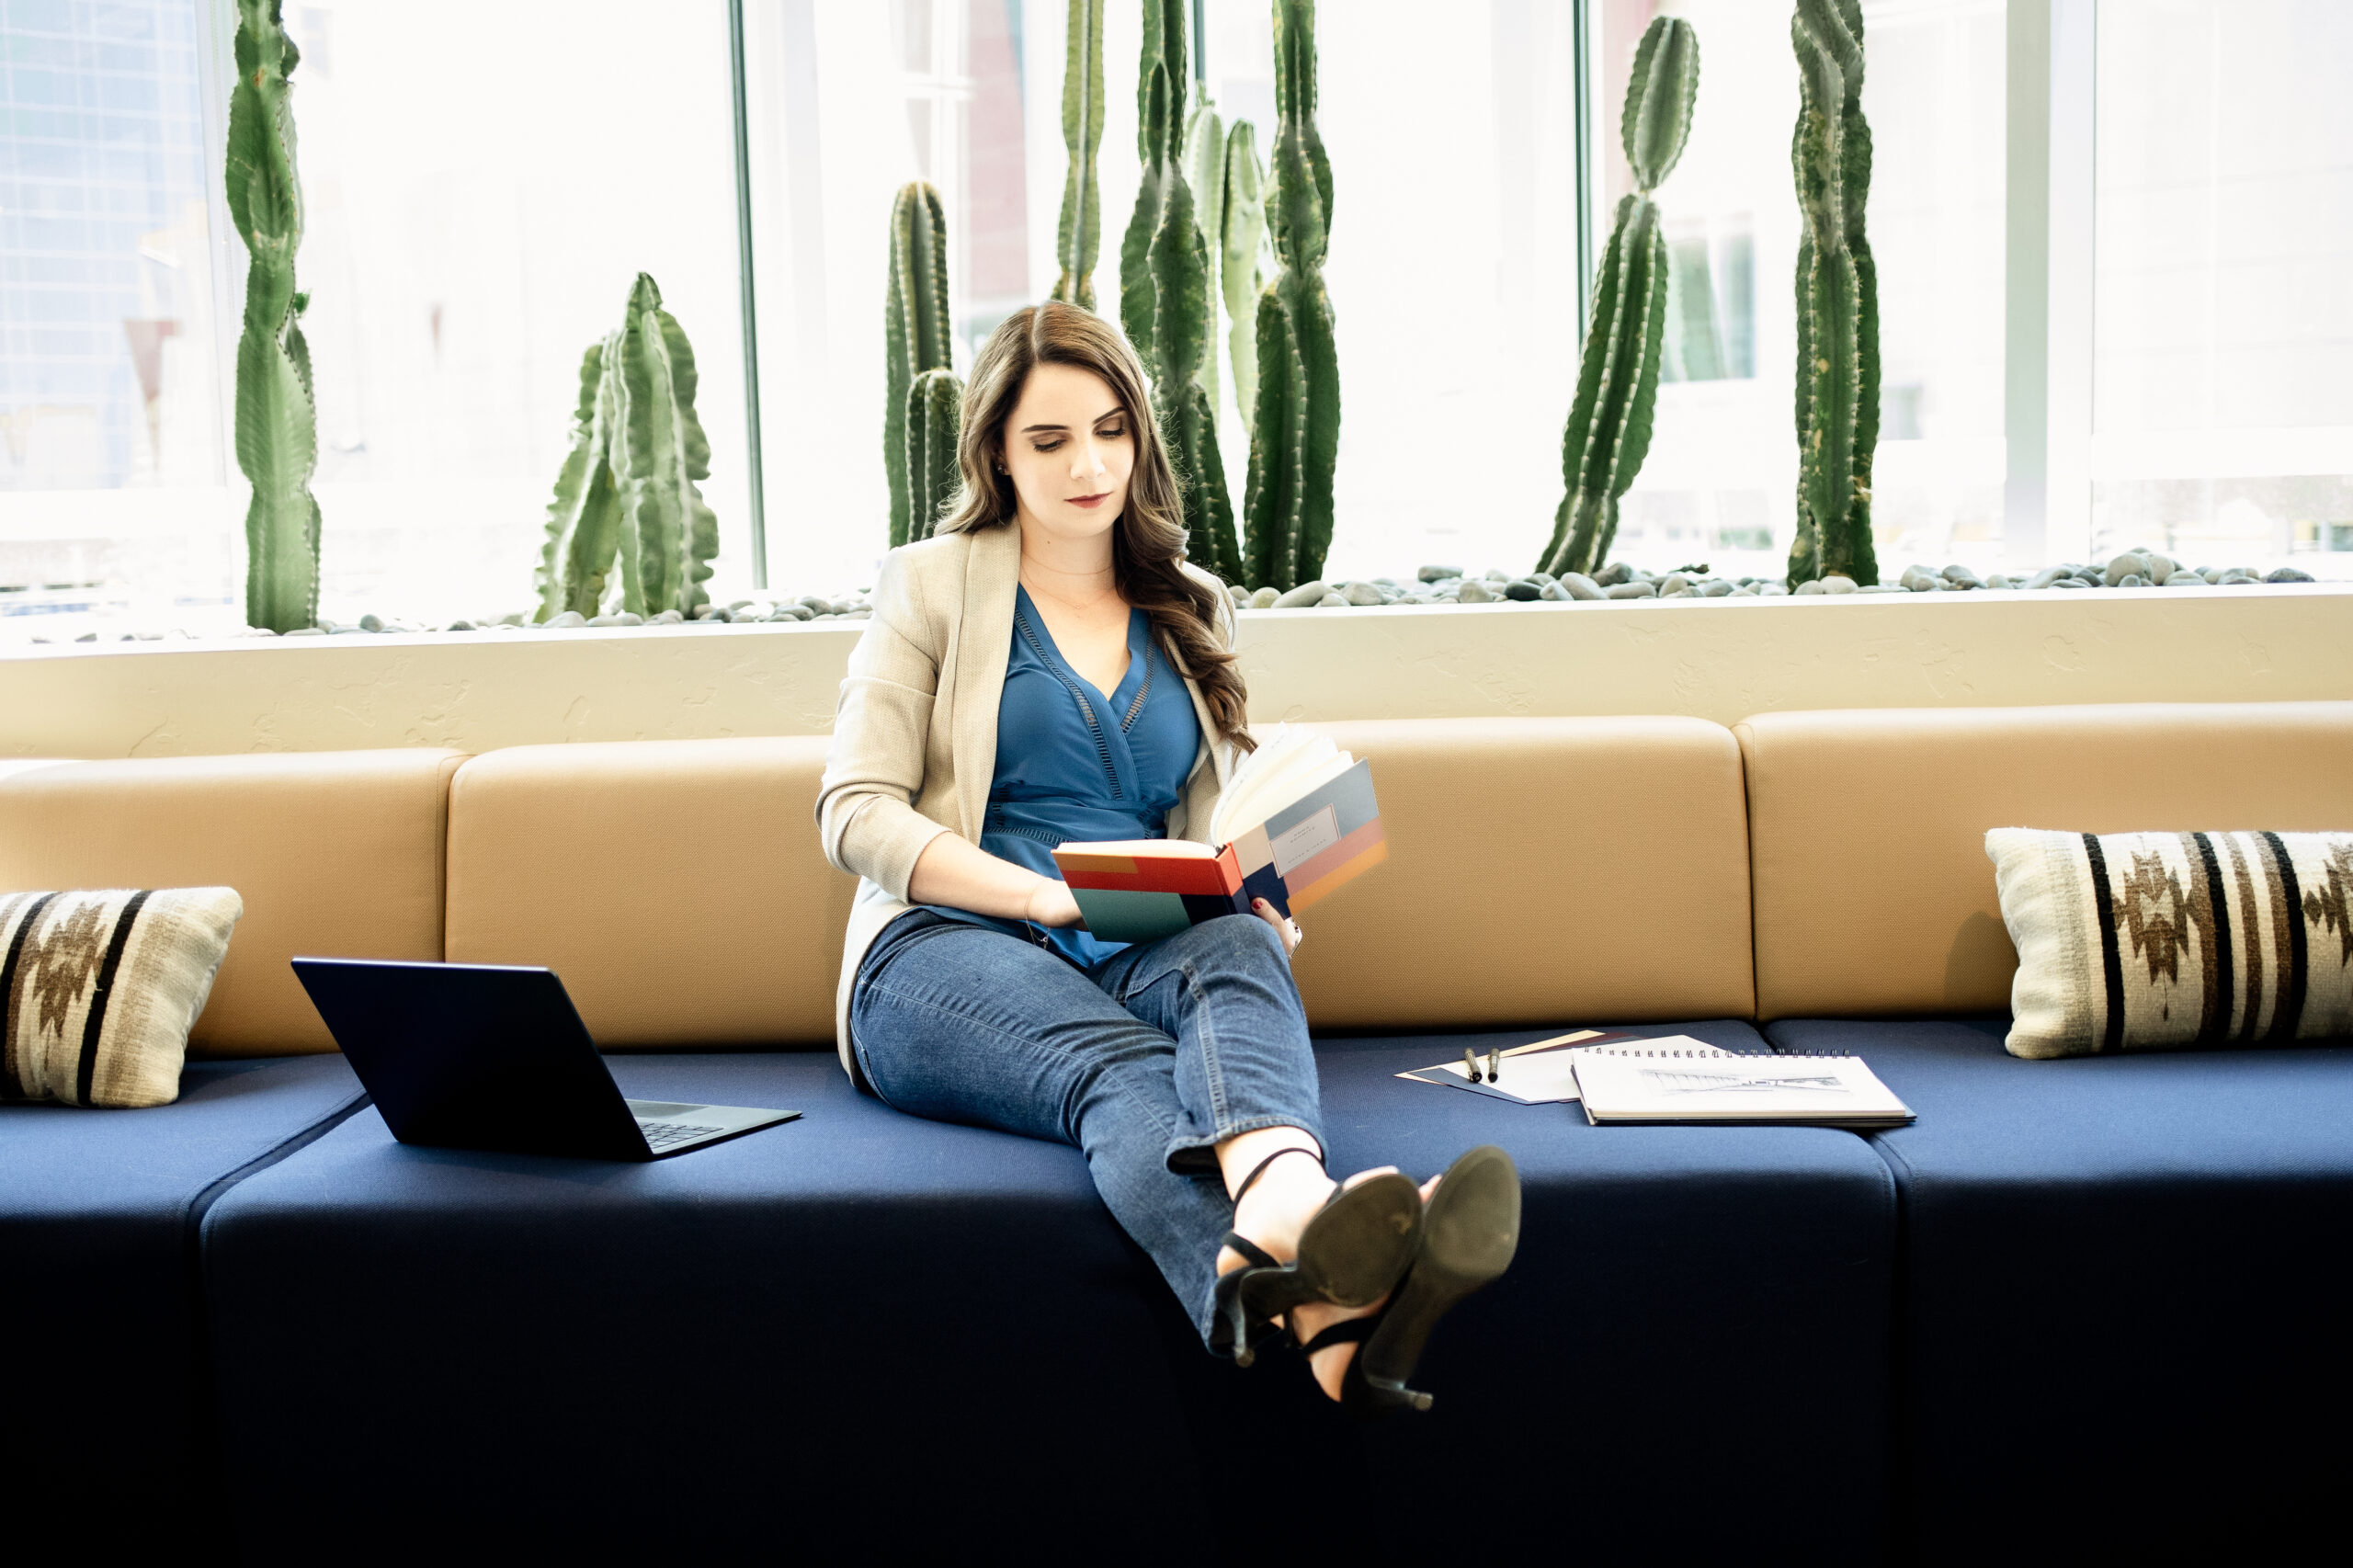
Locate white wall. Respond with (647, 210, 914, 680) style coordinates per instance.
(6, 588, 2349, 761)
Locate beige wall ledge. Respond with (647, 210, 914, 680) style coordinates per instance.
(5, 585, 2351, 760)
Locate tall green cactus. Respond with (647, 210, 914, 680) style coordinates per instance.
(537, 273, 719, 620)
(1120, 0, 1244, 584)
(1243, 0, 1340, 593)
(224, 0, 319, 633)
(1051, 0, 1104, 311)
(1220, 121, 1268, 437)
(903, 368, 964, 543)
(1786, 0, 1880, 586)
(886, 181, 953, 549)
(1183, 97, 1225, 411)
(1538, 16, 1698, 579)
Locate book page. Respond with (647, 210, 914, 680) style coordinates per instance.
(1211, 725, 1354, 845)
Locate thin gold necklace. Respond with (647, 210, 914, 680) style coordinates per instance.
(1020, 563, 1120, 617)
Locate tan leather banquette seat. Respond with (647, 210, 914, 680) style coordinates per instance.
(0, 716, 1756, 1054)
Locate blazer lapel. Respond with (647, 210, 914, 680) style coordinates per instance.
(950, 521, 1021, 840)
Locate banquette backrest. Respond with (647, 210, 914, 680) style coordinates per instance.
(442, 737, 853, 1048)
(0, 716, 1760, 1054)
(1737, 700, 2353, 1020)
(1289, 717, 1754, 1028)
(0, 749, 465, 1054)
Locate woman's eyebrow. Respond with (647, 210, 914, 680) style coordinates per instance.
(1019, 408, 1125, 434)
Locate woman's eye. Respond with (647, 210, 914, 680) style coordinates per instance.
(1031, 440, 1064, 453)
(1097, 422, 1127, 438)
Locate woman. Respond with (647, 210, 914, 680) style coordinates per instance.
(817, 302, 1518, 1413)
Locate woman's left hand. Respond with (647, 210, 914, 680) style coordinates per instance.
(1251, 898, 1303, 960)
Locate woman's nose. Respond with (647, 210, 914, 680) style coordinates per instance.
(1072, 441, 1107, 480)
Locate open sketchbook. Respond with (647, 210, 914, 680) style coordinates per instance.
(1399, 1033, 1915, 1128)
(1054, 726, 1386, 944)
(1570, 1045, 1915, 1128)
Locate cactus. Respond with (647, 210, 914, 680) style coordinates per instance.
(886, 181, 953, 549)
(1242, 0, 1341, 593)
(1538, 16, 1698, 579)
(1120, 0, 1245, 584)
(903, 368, 964, 543)
(1183, 98, 1225, 411)
(1051, 0, 1105, 312)
(224, 0, 319, 633)
(537, 273, 720, 620)
(1786, 0, 1880, 586)
(1220, 121, 1268, 437)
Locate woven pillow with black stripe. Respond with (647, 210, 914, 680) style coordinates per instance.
(1985, 829, 2353, 1060)
(1, 888, 242, 1108)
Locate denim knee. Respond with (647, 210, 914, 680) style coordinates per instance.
(1193, 911, 1290, 972)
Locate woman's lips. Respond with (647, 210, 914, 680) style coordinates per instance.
(1067, 492, 1111, 509)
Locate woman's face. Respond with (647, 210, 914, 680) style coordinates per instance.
(999, 361, 1134, 548)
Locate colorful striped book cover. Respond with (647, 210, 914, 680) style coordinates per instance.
(1052, 750, 1386, 944)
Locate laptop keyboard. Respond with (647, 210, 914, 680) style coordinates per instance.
(638, 1121, 725, 1150)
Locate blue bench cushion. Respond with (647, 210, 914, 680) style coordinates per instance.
(1769, 1017, 2353, 1566)
(0, 1055, 366, 1554)
(203, 1024, 1896, 1564)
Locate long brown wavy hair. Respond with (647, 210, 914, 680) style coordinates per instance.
(938, 301, 1254, 753)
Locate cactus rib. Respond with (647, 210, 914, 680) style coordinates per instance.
(1184, 98, 1227, 410)
(226, 0, 320, 632)
(1220, 122, 1268, 437)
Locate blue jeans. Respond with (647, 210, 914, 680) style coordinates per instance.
(849, 910, 1326, 1348)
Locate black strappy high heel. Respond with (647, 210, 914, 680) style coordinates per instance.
(1211, 1148, 1423, 1367)
(1299, 1144, 1522, 1418)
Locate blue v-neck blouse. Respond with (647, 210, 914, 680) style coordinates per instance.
(920, 585, 1203, 968)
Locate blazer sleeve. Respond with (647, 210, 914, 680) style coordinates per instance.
(815, 548, 954, 899)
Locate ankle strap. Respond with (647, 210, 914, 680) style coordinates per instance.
(1232, 1144, 1322, 1204)
(1298, 1315, 1379, 1357)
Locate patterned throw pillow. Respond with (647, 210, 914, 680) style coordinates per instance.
(0, 888, 243, 1108)
(1986, 830, 2353, 1059)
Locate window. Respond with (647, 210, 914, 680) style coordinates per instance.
(1599, 0, 2007, 580)
(2, 0, 230, 623)
(5, 0, 2347, 642)
(2090, 0, 2353, 565)
(3, 0, 749, 632)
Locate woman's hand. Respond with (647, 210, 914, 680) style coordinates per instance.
(1251, 897, 1303, 960)
(1025, 878, 1086, 928)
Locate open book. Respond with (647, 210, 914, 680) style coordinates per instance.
(1570, 1045, 1915, 1128)
(1052, 726, 1386, 944)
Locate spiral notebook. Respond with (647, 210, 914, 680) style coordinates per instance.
(1569, 1045, 1915, 1128)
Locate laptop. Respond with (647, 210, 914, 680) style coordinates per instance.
(291, 957, 799, 1161)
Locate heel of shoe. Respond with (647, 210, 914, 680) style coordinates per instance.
(1342, 1361, 1433, 1420)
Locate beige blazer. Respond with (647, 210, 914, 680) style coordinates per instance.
(814, 518, 1238, 1078)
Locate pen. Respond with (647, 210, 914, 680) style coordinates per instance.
(1487, 1048, 1501, 1083)
(1464, 1048, 1479, 1081)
